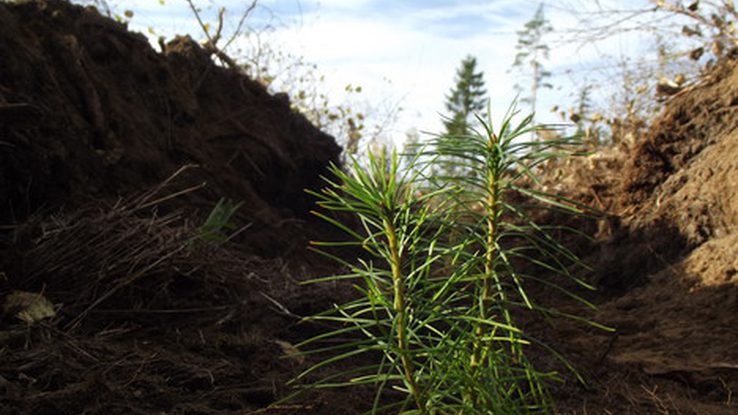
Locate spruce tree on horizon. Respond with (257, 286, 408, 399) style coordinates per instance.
(443, 55, 488, 137)
(438, 55, 488, 179)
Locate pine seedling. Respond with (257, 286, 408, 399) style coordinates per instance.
(291, 102, 607, 414)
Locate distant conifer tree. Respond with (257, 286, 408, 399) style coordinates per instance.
(443, 55, 488, 137)
(511, 3, 553, 123)
(439, 55, 488, 178)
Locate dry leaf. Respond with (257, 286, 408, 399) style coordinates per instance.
(3, 291, 56, 324)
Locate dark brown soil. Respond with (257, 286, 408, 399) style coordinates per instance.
(0, 0, 341, 257)
(0, 1, 736, 414)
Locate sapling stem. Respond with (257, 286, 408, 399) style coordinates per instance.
(466, 131, 500, 411)
(384, 216, 427, 415)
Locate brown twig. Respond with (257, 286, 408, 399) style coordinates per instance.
(184, 0, 260, 69)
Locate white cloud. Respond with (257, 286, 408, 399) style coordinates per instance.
(257, 1, 535, 139)
(125, 0, 680, 146)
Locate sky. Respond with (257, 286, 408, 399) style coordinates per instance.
(122, 0, 698, 147)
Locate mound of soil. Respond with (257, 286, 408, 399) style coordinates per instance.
(0, 1, 350, 414)
(0, 0, 340, 256)
(0, 1, 736, 414)
(534, 57, 737, 414)
(585, 57, 737, 413)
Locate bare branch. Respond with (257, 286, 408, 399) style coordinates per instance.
(221, 0, 260, 52)
(183, 0, 260, 70)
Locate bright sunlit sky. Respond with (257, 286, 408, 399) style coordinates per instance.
(123, 0, 693, 146)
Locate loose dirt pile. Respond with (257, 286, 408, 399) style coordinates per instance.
(1, 1, 350, 414)
(0, 1, 736, 414)
(533, 56, 737, 414)
(0, 0, 341, 256)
